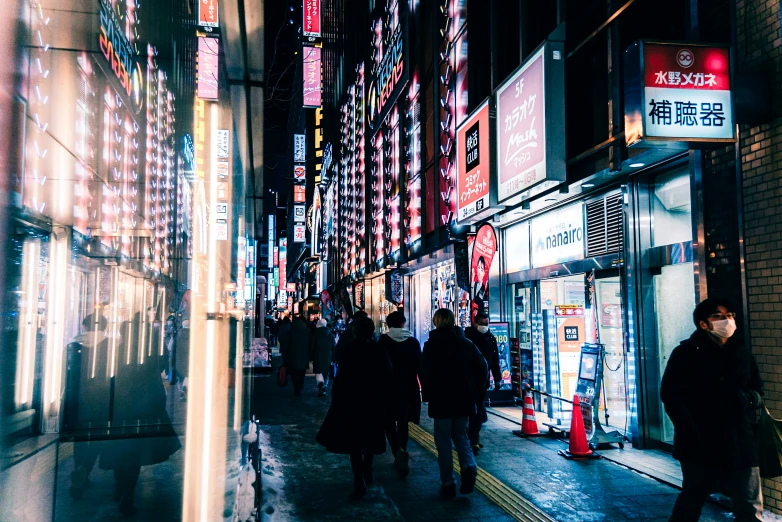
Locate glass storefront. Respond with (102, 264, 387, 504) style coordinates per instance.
(406, 258, 465, 345)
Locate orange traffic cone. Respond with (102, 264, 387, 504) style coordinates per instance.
(558, 395, 600, 459)
(513, 388, 545, 438)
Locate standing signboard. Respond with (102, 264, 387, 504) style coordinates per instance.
(488, 322, 512, 390)
(624, 41, 735, 147)
(495, 41, 566, 206)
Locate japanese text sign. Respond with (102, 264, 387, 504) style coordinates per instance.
(293, 185, 306, 203)
(303, 0, 321, 37)
(303, 46, 322, 108)
(293, 224, 306, 243)
(495, 42, 566, 204)
(457, 101, 491, 223)
(199, 0, 218, 27)
(625, 42, 734, 146)
(294, 134, 306, 162)
(530, 203, 584, 268)
(197, 36, 219, 100)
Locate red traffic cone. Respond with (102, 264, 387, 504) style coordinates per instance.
(558, 395, 600, 459)
(513, 388, 545, 438)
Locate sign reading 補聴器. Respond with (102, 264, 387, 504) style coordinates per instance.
(625, 42, 735, 147)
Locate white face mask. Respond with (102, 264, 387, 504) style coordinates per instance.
(476, 325, 489, 334)
(710, 318, 736, 340)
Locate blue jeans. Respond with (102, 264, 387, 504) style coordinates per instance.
(433, 417, 477, 487)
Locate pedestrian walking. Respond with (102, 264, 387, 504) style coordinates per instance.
(311, 318, 335, 396)
(378, 310, 422, 478)
(316, 317, 392, 500)
(464, 312, 501, 453)
(333, 310, 369, 366)
(661, 298, 764, 522)
(421, 308, 487, 498)
(282, 316, 312, 397)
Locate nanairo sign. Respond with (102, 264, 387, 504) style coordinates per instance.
(530, 203, 585, 268)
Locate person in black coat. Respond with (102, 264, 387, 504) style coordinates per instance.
(464, 312, 501, 452)
(316, 317, 392, 500)
(421, 308, 487, 499)
(660, 298, 763, 522)
(378, 310, 421, 478)
(333, 310, 369, 366)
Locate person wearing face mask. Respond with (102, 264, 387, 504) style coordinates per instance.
(661, 298, 764, 522)
(464, 312, 502, 453)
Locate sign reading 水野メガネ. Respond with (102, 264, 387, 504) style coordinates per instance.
(495, 42, 566, 205)
(303, 46, 322, 108)
(303, 0, 321, 37)
(456, 101, 492, 223)
(197, 36, 219, 100)
(625, 42, 734, 146)
(294, 134, 306, 162)
(199, 0, 218, 27)
(530, 203, 584, 268)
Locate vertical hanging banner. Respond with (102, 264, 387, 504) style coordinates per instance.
(198, 0, 218, 27)
(456, 99, 497, 223)
(303, 46, 322, 108)
(197, 36, 219, 100)
(294, 134, 306, 162)
(303, 0, 321, 38)
(470, 224, 498, 322)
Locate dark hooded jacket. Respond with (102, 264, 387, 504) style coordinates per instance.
(464, 326, 501, 389)
(420, 326, 488, 419)
(660, 329, 763, 469)
(316, 337, 392, 455)
(379, 329, 422, 425)
(282, 319, 312, 371)
(310, 326, 335, 375)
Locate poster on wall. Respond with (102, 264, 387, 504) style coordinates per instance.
(470, 224, 498, 322)
(488, 323, 513, 390)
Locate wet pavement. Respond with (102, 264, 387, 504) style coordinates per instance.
(252, 369, 743, 522)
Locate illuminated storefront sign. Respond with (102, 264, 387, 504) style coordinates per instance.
(303, 46, 322, 108)
(367, 1, 407, 133)
(624, 42, 734, 147)
(293, 184, 306, 203)
(199, 0, 219, 27)
(99, 0, 143, 106)
(303, 0, 321, 37)
(197, 36, 219, 100)
(293, 204, 306, 223)
(495, 42, 566, 205)
(470, 224, 497, 320)
(293, 165, 306, 182)
(314, 107, 323, 183)
(293, 224, 306, 243)
(294, 134, 306, 162)
(456, 100, 496, 223)
(530, 203, 585, 268)
(278, 239, 288, 307)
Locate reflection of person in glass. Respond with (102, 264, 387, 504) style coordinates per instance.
(66, 312, 109, 499)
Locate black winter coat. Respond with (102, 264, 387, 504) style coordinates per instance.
(464, 326, 501, 389)
(660, 329, 763, 470)
(421, 326, 488, 419)
(316, 338, 392, 455)
(379, 332, 422, 425)
(311, 327, 335, 375)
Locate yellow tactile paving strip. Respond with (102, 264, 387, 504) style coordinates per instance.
(408, 422, 559, 522)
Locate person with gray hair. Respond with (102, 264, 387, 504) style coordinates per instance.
(420, 308, 487, 499)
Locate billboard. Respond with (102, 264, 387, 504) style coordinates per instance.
(456, 100, 492, 223)
(303, 46, 322, 108)
(625, 42, 734, 147)
(197, 36, 219, 100)
(303, 0, 321, 37)
(495, 42, 566, 205)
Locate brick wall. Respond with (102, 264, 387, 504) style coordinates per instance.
(736, 0, 782, 512)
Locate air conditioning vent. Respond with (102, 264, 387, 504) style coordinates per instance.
(586, 191, 624, 257)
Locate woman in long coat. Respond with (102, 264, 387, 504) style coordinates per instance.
(316, 317, 392, 500)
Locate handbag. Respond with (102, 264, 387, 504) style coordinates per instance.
(277, 364, 289, 387)
(756, 406, 782, 479)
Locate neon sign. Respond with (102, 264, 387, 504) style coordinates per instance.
(367, 1, 407, 132)
(99, 1, 142, 106)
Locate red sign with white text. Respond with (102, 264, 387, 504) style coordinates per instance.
(199, 0, 218, 27)
(303, 0, 321, 37)
(293, 185, 306, 203)
(644, 45, 730, 90)
(457, 102, 491, 223)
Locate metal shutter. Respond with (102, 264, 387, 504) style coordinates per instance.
(586, 191, 624, 258)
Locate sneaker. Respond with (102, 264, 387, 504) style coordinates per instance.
(395, 449, 410, 478)
(460, 467, 477, 495)
(440, 484, 456, 499)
